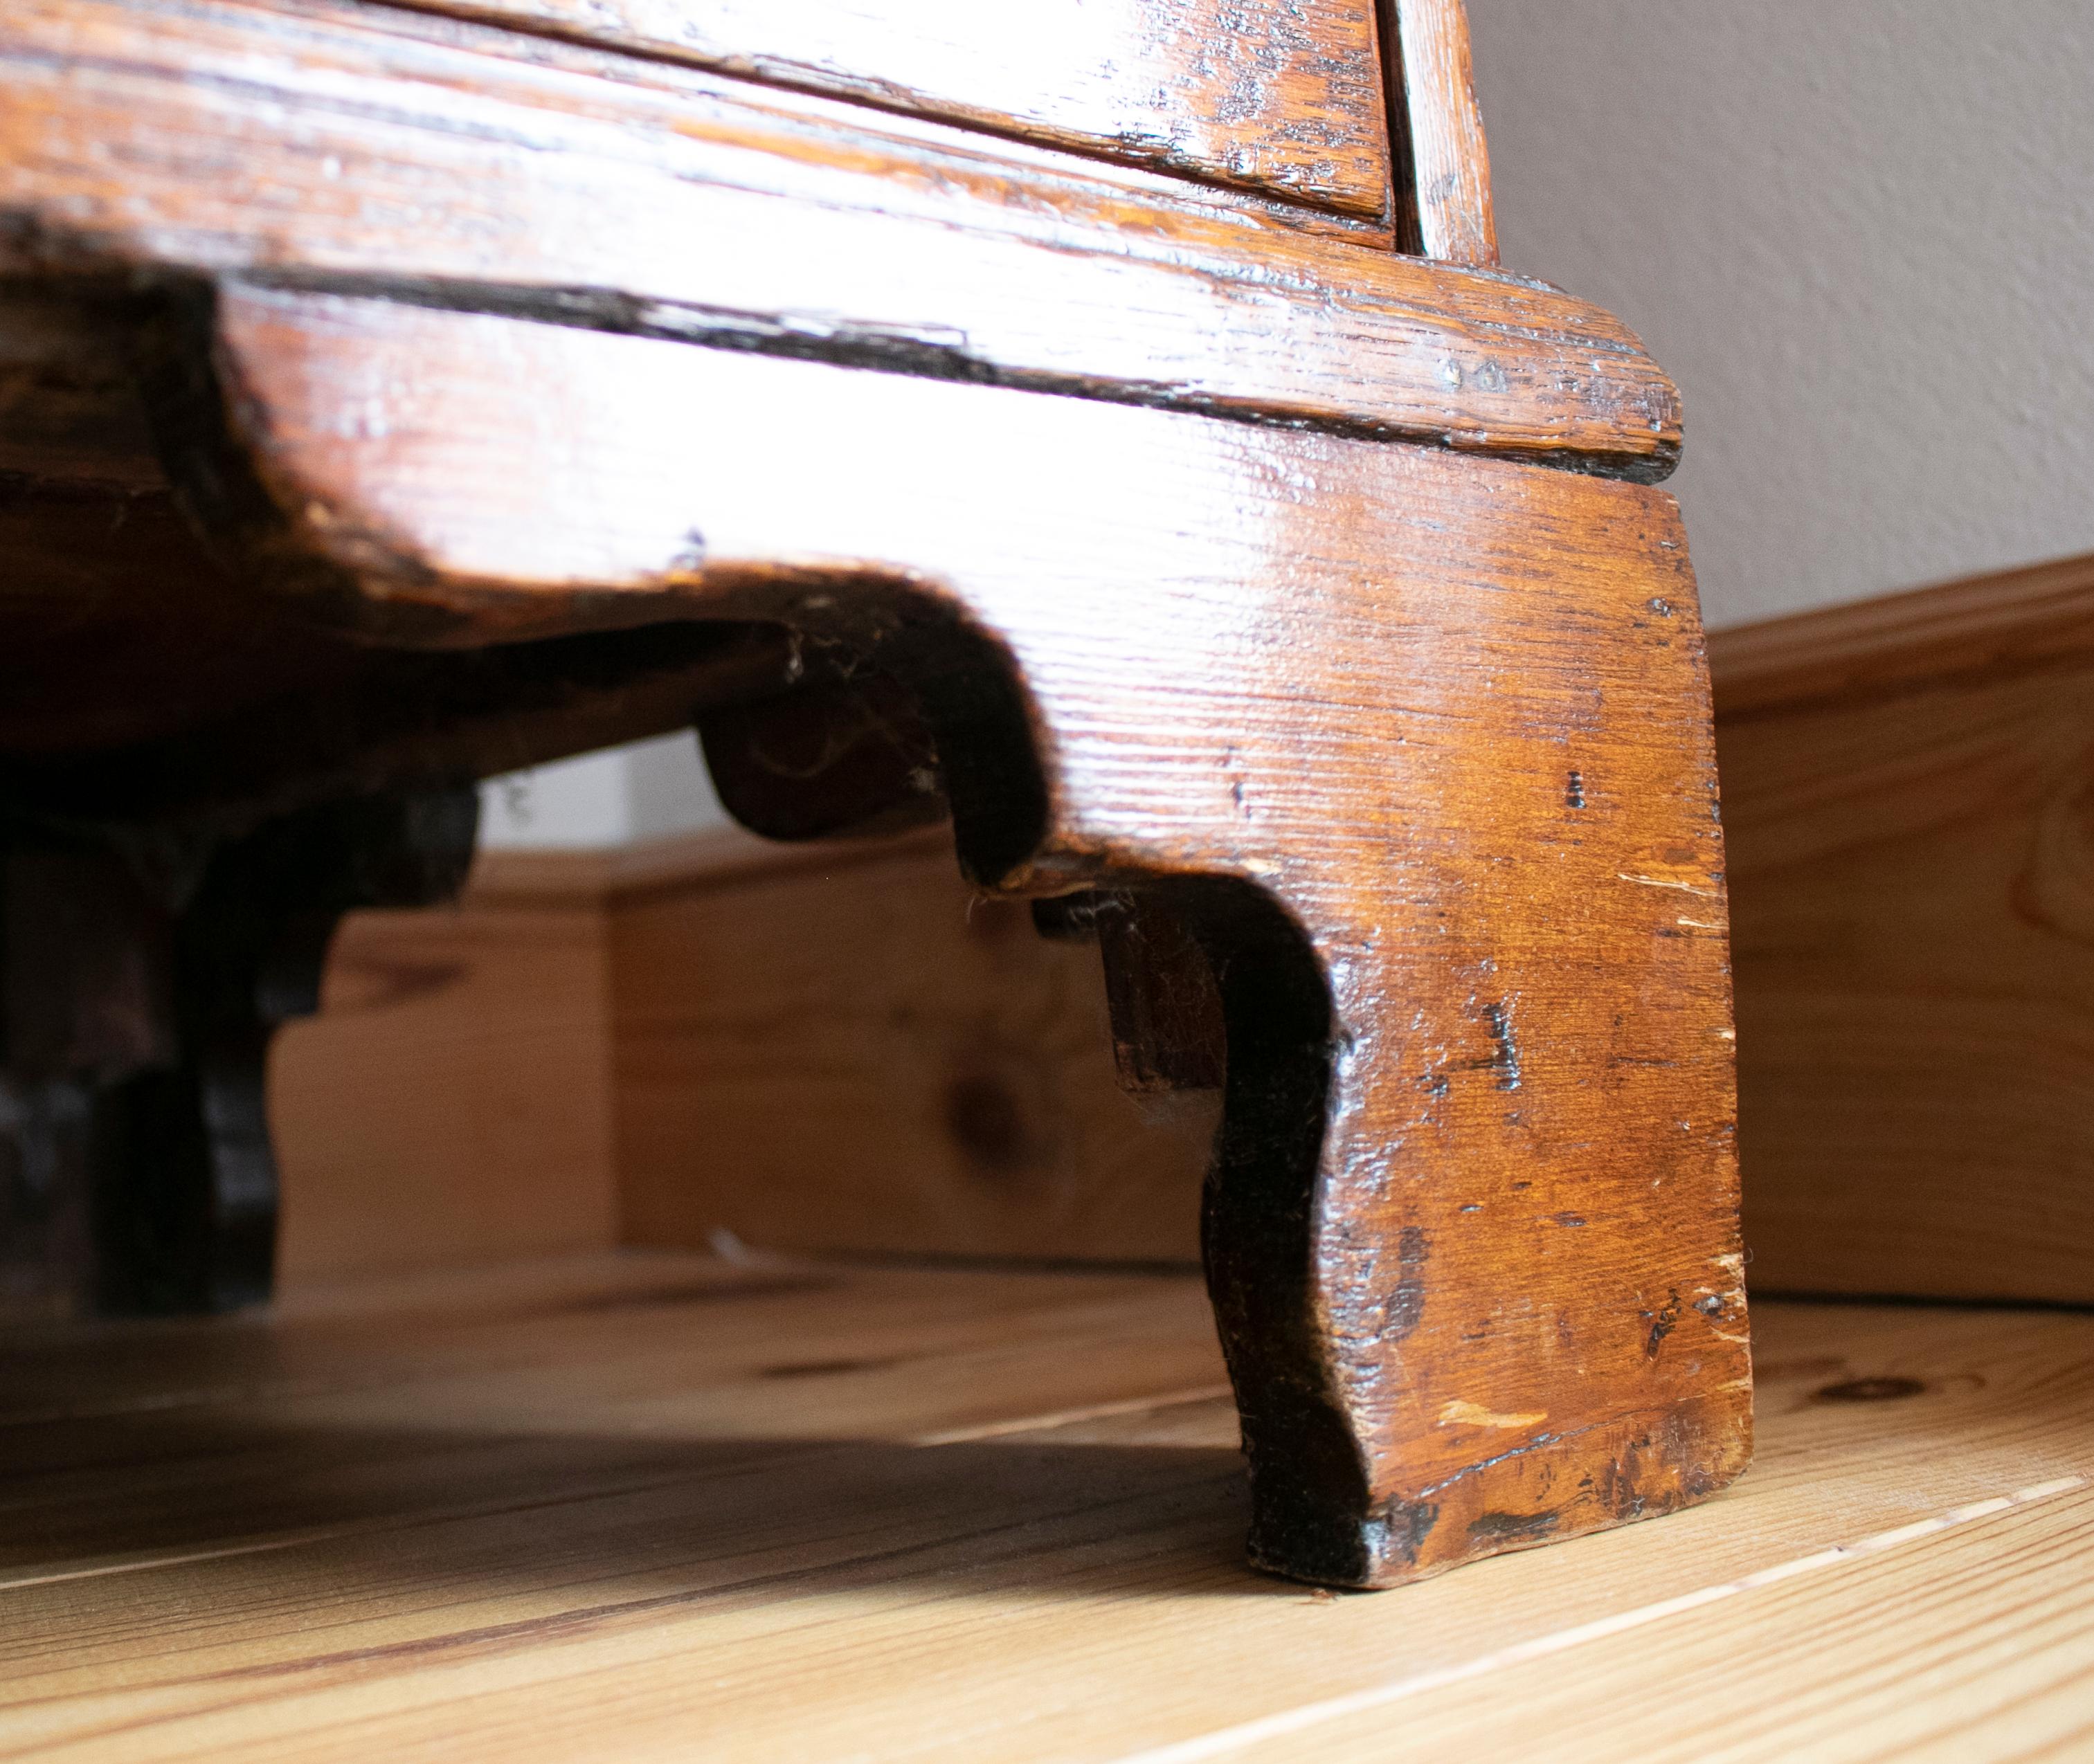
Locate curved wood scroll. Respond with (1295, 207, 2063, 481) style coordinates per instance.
(150, 282, 1749, 1585)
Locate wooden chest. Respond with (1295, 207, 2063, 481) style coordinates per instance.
(0, 0, 1741, 1590)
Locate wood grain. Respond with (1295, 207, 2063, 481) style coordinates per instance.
(271, 887, 620, 1289)
(1166, 1482, 2094, 1762)
(3, 0, 1734, 1588)
(0, 0, 1680, 478)
(146, 281, 1745, 1586)
(611, 828, 1217, 1264)
(1713, 551, 2094, 1303)
(1385, 0, 1497, 264)
(574, 547, 2094, 1309)
(2, 1260, 2087, 1762)
(383, 0, 1396, 219)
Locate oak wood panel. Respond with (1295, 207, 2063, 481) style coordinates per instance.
(611, 828, 1217, 1264)
(388, 0, 1396, 219)
(1385, 0, 1497, 264)
(0, 0, 1681, 478)
(4, 1264, 2090, 1762)
(269, 890, 619, 1289)
(1713, 552, 2094, 1303)
(154, 281, 1745, 1588)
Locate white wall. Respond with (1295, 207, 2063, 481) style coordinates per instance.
(490, 6, 2094, 844)
(480, 729, 725, 848)
(1468, 0, 2094, 629)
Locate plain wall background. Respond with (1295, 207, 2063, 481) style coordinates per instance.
(485, 1, 2094, 846)
(1469, 0, 2094, 631)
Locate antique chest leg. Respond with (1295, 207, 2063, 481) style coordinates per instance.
(1098, 695, 1749, 1589)
(2, 790, 477, 1313)
(975, 535, 1751, 1590)
(706, 547, 1753, 1586)
(129, 284, 1751, 1583)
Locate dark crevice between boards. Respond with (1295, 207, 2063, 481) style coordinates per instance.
(0, 255, 1675, 487)
(235, 266, 1680, 482)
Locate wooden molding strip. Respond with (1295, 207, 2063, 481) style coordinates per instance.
(1709, 550, 2094, 719)
(375, 0, 1397, 221)
(1385, 0, 1497, 265)
(0, 0, 1679, 477)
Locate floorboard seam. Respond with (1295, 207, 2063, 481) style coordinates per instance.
(1103, 1474, 2093, 1764)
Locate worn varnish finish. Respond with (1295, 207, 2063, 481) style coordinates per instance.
(1384, 0, 1497, 264)
(0, 0, 1743, 1587)
(106, 282, 1749, 1586)
(0, 0, 1678, 478)
(1715, 552, 2094, 1304)
(384, 0, 1396, 218)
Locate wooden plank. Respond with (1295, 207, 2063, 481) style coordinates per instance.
(1713, 551, 2094, 1301)
(1385, 0, 1497, 264)
(270, 895, 620, 1290)
(0, 1260, 1222, 1576)
(1141, 1483, 2094, 1762)
(385, 0, 1396, 219)
(3, 1265, 2088, 1761)
(0, 0, 1681, 478)
(1711, 549, 2094, 718)
(612, 831, 1215, 1263)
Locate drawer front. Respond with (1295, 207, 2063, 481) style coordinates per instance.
(415, 0, 1394, 219)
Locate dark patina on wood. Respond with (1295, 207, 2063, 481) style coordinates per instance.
(0, 0, 1679, 480)
(3, 791, 476, 1314)
(0, 0, 1749, 1586)
(82, 282, 1748, 1585)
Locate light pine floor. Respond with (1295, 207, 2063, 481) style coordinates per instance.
(5, 1252, 2091, 1761)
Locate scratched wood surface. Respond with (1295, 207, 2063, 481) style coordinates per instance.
(0, 0, 1679, 478)
(382, 0, 1396, 218)
(2, 1254, 2088, 1762)
(124, 280, 1745, 1585)
(1714, 552, 2094, 1304)
(0, 0, 1725, 1587)
(1383, 0, 1496, 263)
